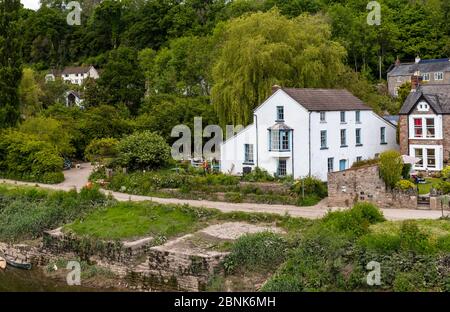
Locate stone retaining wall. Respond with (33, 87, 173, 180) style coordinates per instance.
(43, 228, 155, 263)
(327, 165, 418, 209)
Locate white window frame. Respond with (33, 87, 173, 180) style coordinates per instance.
(327, 158, 334, 173)
(340, 129, 347, 147)
(244, 144, 254, 164)
(356, 128, 362, 145)
(380, 127, 386, 144)
(422, 73, 430, 81)
(355, 111, 361, 123)
(434, 72, 444, 81)
(320, 112, 326, 123)
(320, 130, 327, 149)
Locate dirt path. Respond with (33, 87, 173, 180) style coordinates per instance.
(1, 163, 447, 221)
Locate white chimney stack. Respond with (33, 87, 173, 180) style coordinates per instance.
(415, 56, 421, 64)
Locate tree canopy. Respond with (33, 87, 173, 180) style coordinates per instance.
(211, 10, 347, 125)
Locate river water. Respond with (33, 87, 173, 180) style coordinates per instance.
(0, 267, 101, 292)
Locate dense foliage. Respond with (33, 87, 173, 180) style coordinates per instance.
(117, 131, 171, 170)
(0, 185, 111, 241)
(261, 203, 450, 291)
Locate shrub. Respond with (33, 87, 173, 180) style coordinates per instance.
(379, 150, 403, 189)
(117, 131, 171, 170)
(242, 167, 275, 182)
(291, 176, 327, 199)
(395, 179, 416, 192)
(85, 138, 119, 165)
(399, 221, 434, 254)
(0, 130, 64, 184)
(436, 181, 450, 194)
(442, 166, 450, 180)
(321, 202, 385, 237)
(402, 163, 412, 179)
(224, 192, 242, 203)
(296, 194, 321, 206)
(358, 233, 401, 253)
(223, 232, 288, 274)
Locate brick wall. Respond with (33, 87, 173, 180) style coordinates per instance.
(327, 165, 417, 209)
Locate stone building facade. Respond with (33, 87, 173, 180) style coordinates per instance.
(399, 85, 450, 171)
(327, 165, 417, 209)
(387, 57, 450, 97)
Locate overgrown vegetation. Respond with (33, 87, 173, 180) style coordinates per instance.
(260, 203, 449, 292)
(0, 184, 112, 241)
(93, 167, 326, 207)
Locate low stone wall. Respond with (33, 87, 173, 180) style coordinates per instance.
(43, 228, 155, 263)
(328, 165, 418, 209)
(0, 241, 62, 267)
(128, 235, 228, 291)
(239, 182, 290, 194)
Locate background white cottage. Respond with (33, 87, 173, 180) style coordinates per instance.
(220, 86, 399, 181)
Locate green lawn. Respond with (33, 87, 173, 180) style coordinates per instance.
(65, 202, 219, 240)
(417, 178, 442, 195)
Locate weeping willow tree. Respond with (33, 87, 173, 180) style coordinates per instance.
(211, 9, 347, 126)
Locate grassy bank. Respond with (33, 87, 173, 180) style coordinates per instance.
(0, 184, 113, 242)
(64, 199, 313, 241)
(208, 203, 450, 292)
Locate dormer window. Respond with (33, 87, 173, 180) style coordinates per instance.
(277, 106, 284, 121)
(417, 101, 429, 112)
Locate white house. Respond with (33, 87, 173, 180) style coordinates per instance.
(65, 90, 84, 108)
(220, 86, 399, 181)
(45, 66, 100, 86)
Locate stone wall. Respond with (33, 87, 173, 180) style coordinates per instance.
(327, 165, 417, 209)
(399, 115, 408, 156)
(43, 228, 155, 264)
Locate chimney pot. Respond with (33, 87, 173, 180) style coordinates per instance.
(272, 85, 281, 94)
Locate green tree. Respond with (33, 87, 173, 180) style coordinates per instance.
(18, 68, 43, 118)
(117, 131, 171, 170)
(141, 36, 213, 96)
(98, 46, 145, 114)
(39, 78, 69, 108)
(0, 0, 22, 128)
(19, 116, 75, 156)
(211, 10, 347, 125)
(379, 150, 403, 189)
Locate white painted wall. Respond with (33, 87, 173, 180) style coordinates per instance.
(310, 110, 398, 180)
(220, 89, 399, 181)
(220, 124, 256, 175)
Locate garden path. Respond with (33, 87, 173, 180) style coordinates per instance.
(1, 163, 446, 221)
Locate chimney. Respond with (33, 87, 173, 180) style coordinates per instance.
(272, 85, 281, 94)
(415, 55, 421, 64)
(395, 56, 401, 66)
(411, 75, 423, 92)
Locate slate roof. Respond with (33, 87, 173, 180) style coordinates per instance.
(399, 84, 450, 114)
(61, 66, 92, 75)
(280, 88, 371, 111)
(388, 58, 450, 77)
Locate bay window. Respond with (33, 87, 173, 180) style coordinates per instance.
(269, 130, 291, 151)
